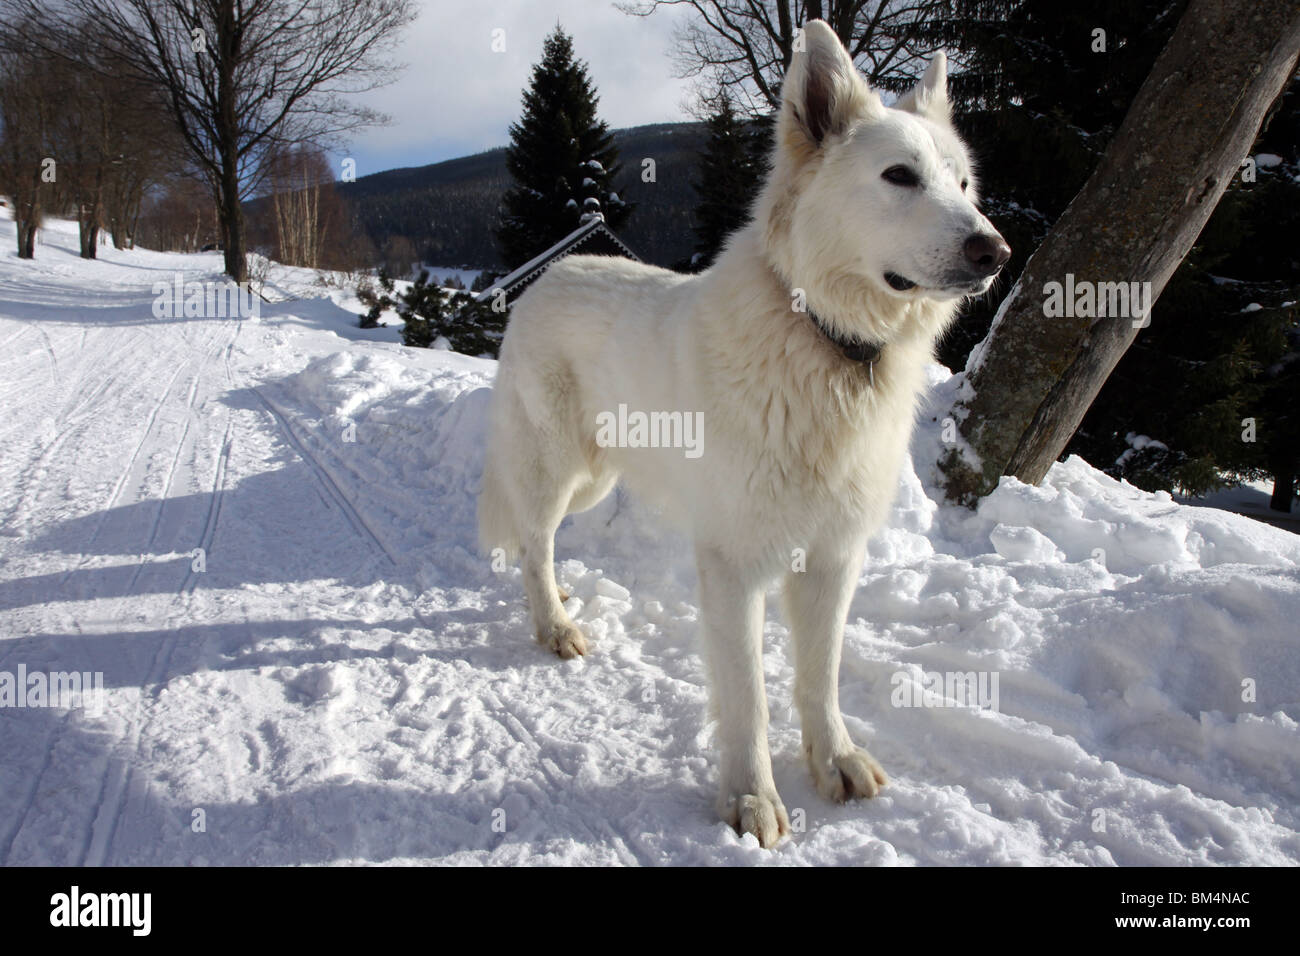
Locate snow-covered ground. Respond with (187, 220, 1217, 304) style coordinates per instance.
(2, 215, 1298, 866)
(1180, 480, 1299, 534)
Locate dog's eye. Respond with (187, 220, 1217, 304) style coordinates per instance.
(882, 166, 919, 187)
(960, 179, 969, 192)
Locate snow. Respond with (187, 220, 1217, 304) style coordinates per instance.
(1179, 479, 1299, 533)
(421, 265, 483, 289)
(3, 213, 1300, 866)
(1115, 431, 1168, 468)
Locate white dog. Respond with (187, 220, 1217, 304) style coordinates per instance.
(479, 20, 1009, 847)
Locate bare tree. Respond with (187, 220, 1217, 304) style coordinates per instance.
(98, 51, 182, 252)
(136, 175, 220, 253)
(102, 111, 180, 252)
(5, 0, 417, 281)
(621, 0, 948, 115)
(46, 50, 116, 258)
(268, 145, 336, 268)
(1, 22, 181, 256)
(0, 38, 54, 258)
(938, 0, 1300, 504)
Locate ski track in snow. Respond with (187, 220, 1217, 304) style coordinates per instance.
(1, 215, 1299, 866)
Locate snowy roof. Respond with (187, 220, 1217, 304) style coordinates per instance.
(476, 217, 640, 306)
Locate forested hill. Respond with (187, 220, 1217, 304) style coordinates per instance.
(342, 122, 709, 271)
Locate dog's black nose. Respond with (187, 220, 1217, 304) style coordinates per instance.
(963, 234, 1011, 275)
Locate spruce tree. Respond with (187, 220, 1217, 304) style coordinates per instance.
(689, 93, 761, 271)
(496, 26, 630, 271)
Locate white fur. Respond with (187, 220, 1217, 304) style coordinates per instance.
(478, 20, 1007, 847)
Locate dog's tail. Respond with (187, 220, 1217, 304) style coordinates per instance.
(477, 444, 520, 564)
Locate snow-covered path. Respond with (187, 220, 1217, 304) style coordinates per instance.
(2, 218, 1299, 866)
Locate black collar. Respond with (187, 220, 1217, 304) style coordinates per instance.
(808, 308, 882, 365)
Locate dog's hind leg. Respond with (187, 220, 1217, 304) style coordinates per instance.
(482, 355, 596, 656)
(520, 516, 587, 659)
(513, 412, 594, 659)
(783, 533, 888, 802)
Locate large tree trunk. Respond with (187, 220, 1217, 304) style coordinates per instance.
(78, 203, 100, 259)
(80, 109, 108, 259)
(111, 200, 139, 250)
(78, 221, 97, 258)
(124, 191, 142, 249)
(1271, 461, 1296, 513)
(940, 0, 1300, 506)
(216, 0, 246, 282)
(218, 165, 247, 281)
(16, 212, 37, 258)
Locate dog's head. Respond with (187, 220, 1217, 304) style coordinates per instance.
(760, 21, 1009, 337)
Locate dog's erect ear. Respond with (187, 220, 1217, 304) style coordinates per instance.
(895, 51, 950, 122)
(783, 19, 878, 145)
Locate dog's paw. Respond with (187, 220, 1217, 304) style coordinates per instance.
(808, 747, 888, 802)
(537, 621, 587, 659)
(721, 791, 790, 848)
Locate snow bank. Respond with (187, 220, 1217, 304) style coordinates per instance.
(263, 349, 495, 580)
(266, 349, 1300, 864)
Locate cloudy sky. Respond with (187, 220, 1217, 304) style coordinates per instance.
(335, 0, 696, 177)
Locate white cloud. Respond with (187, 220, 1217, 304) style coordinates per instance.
(339, 0, 695, 175)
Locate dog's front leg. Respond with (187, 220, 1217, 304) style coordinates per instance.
(784, 536, 888, 803)
(696, 545, 789, 847)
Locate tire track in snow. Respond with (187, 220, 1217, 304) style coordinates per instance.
(0, 318, 229, 865)
(0, 335, 109, 440)
(47, 318, 229, 579)
(179, 420, 233, 597)
(50, 327, 148, 427)
(229, 318, 398, 568)
(0, 708, 75, 864)
(250, 384, 400, 567)
(51, 357, 192, 588)
(37, 327, 59, 384)
(20, 343, 198, 865)
(0, 332, 204, 680)
(2, 330, 210, 863)
(120, 371, 202, 599)
(84, 323, 243, 866)
(0, 321, 33, 352)
(2, 336, 191, 539)
(3, 339, 196, 862)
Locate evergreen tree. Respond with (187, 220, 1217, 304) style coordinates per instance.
(689, 93, 761, 271)
(357, 270, 506, 356)
(1258, 322, 1300, 512)
(496, 26, 631, 270)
